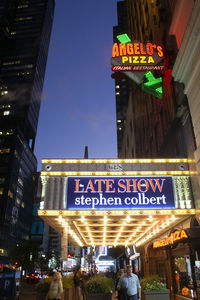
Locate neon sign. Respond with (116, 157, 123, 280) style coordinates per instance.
(111, 34, 164, 72)
(112, 43, 163, 59)
(153, 230, 188, 248)
(116, 33, 131, 44)
(142, 71, 163, 99)
(67, 176, 175, 210)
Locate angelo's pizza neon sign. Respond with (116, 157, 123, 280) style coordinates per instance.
(112, 42, 164, 64)
(111, 33, 164, 72)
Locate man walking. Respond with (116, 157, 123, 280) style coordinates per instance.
(117, 265, 141, 300)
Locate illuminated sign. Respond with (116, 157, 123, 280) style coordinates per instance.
(153, 230, 188, 248)
(67, 176, 175, 210)
(117, 33, 131, 44)
(142, 71, 163, 99)
(111, 34, 164, 72)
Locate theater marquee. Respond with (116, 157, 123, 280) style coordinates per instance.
(38, 158, 197, 250)
(67, 176, 175, 210)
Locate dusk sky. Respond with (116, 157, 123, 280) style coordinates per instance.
(35, 0, 119, 170)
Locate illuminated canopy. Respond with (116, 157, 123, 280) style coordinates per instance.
(38, 158, 197, 248)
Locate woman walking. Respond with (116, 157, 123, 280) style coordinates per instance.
(46, 272, 63, 300)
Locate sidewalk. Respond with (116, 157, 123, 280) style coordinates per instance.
(19, 281, 117, 300)
(19, 282, 36, 300)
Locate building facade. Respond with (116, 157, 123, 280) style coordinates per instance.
(112, 1, 200, 299)
(112, 1, 131, 156)
(0, 0, 55, 255)
(172, 0, 200, 196)
(114, 0, 194, 160)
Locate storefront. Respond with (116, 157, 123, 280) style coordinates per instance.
(144, 217, 200, 300)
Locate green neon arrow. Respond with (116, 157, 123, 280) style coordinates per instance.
(142, 71, 163, 99)
(116, 33, 131, 44)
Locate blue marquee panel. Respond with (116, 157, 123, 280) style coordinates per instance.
(67, 176, 175, 210)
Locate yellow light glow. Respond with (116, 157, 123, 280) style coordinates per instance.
(42, 158, 195, 164)
(38, 209, 197, 247)
(40, 170, 197, 176)
(38, 209, 197, 217)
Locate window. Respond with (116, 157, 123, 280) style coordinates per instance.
(18, 4, 28, 8)
(0, 178, 5, 184)
(18, 178, 23, 186)
(2, 61, 20, 66)
(16, 198, 21, 205)
(17, 187, 23, 196)
(174, 255, 194, 298)
(0, 105, 11, 109)
(3, 111, 10, 116)
(0, 148, 10, 154)
(8, 190, 13, 198)
(1, 91, 8, 95)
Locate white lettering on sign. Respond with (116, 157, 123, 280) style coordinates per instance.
(4, 279, 10, 290)
(67, 176, 175, 210)
(74, 192, 166, 210)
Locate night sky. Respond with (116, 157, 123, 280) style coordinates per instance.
(35, 0, 119, 170)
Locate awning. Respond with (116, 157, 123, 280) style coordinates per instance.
(38, 209, 197, 248)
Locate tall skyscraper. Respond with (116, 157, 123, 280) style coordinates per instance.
(112, 1, 131, 156)
(0, 0, 55, 256)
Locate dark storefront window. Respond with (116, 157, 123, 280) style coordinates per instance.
(174, 255, 194, 298)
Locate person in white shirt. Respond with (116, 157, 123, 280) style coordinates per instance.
(117, 265, 141, 300)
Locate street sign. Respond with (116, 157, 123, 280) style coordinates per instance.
(0, 268, 16, 300)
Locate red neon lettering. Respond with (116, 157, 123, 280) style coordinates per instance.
(148, 179, 165, 192)
(127, 43, 134, 55)
(146, 43, 154, 55)
(157, 46, 163, 57)
(140, 43, 146, 55)
(106, 179, 115, 193)
(75, 179, 84, 193)
(137, 179, 149, 192)
(153, 230, 188, 248)
(126, 179, 137, 192)
(85, 180, 95, 193)
(94, 179, 106, 193)
(119, 44, 127, 56)
(112, 43, 119, 58)
(134, 43, 140, 55)
(175, 231, 180, 241)
(118, 179, 126, 193)
(181, 230, 188, 239)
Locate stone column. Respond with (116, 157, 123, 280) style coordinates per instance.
(61, 228, 68, 262)
(55, 177, 61, 210)
(61, 177, 67, 210)
(48, 177, 55, 209)
(40, 176, 48, 209)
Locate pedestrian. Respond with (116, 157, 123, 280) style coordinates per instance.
(116, 269, 125, 300)
(117, 265, 141, 300)
(45, 271, 63, 300)
(80, 270, 88, 300)
(73, 268, 81, 300)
